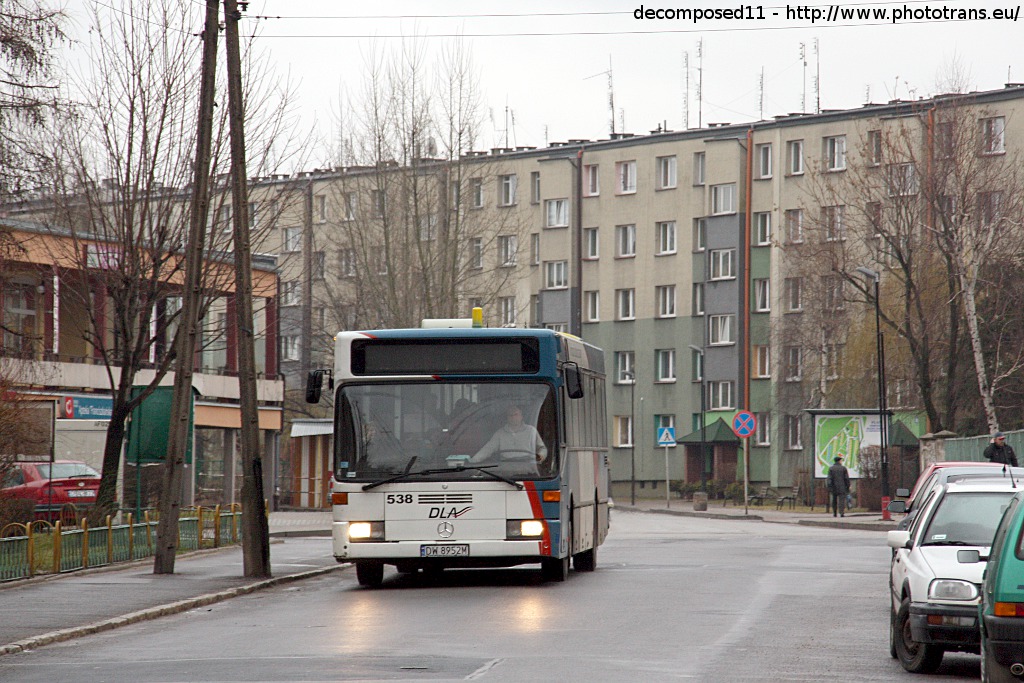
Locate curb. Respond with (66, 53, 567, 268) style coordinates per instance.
(618, 504, 897, 531)
(0, 563, 346, 657)
(621, 506, 764, 522)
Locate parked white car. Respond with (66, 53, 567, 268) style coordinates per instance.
(888, 478, 1020, 673)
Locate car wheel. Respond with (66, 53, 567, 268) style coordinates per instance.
(894, 597, 944, 673)
(981, 630, 1017, 683)
(355, 560, 384, 588)
(889, 603, 898, 659)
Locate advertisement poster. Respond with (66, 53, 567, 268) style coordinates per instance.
(814, 414, 884, 479)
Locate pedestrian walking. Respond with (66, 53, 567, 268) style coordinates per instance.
(984, 431, 1019, 466)
(827, 455, 851, 518)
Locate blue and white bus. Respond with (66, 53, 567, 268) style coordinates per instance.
(305, 324, 609, 587)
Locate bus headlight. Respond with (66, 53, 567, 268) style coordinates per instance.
(348, 521, 385, 541)
(929, 579, 978, 601)
(506, 520, 545, 539)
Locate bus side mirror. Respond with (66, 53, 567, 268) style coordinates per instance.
(564, 363, 584, 400)
(306, 369, 333, 404)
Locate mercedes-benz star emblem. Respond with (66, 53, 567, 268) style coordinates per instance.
(437, 521, 454, 538)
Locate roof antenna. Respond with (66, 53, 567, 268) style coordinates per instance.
(1006, 463, 1018, 488)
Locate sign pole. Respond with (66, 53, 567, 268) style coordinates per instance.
(743, 438, 750, 516)
(731, 411, 756, 517)
(665, 444, 671, 509)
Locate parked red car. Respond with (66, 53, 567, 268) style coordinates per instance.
(1, 459, 102, 519)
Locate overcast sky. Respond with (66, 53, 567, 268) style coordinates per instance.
(78, 1, 1024, 159)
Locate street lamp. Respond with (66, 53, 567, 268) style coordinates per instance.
(623, 370, 636, 506)
(688, 345, 708, 492)
(856, 266, 890, 502)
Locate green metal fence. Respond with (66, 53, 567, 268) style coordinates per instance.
(0, 506, 244, 583)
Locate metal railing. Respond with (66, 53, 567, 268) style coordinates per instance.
(0, 505, 243, 583)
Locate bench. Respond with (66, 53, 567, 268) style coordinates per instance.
(777, 484, 800, 510)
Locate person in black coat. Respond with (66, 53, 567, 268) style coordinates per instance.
(827, 455, 851, 518)
(984, 432, 1019, 467)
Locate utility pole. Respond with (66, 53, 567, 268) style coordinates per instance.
(155, 0, 219, 574)
(225, 0, 270, 578)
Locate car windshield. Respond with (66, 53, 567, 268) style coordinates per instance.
(37, 463, 100, 479)
(922, 491, 1017, 546)
(334, 381, 557, 482)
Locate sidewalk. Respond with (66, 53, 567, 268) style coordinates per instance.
(0, 504, 898, 657)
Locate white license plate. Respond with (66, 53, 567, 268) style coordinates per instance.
(420, 544, 469, 557)
(67, 490, 96, 498)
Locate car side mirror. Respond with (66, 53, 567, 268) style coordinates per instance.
(563, 362, 584, 400)
(895, 488, 910, 498)
(887, 530, 912, 550)
(887, 500, 907, 514)
(957, 549, 985, 564)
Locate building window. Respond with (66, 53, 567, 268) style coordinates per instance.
(981, 116, 1006, 155)
(616, 160, 637, 194)
(785, 415, 802, 450)
(692, 283, 704, 316)
(498, 296, 516, 326)
(616, 224, 636, 258)
(545, 198, 568, 227)
(787, 140, 804, 175)
(784, 277, 803, 312)
(655, 285, 676, 318)
(867, 129, 882, 166)
(544, 260, 568, 289)
(691, 348, 703, 381)
(248, 201, 259, 228)
(283, 226, 301, 252)
(614, 415, 634, 447)
(343, 192, 357, 221)
(656, 220, 677, 255)
(823, 275, 844, 311)
(282, 334, 301, 361)
(339, 249, 356, 277)
(823, 205, 845, 241)
(419, 214, 437, 241)
(709, 248, 736, 280)
(711, 183, 737, 215)
(936, 122, 955, 159)
(584, 227, 599, 259)
(530, 233, 540, 265)
(375, 252, 388, 275)
(785, 208, 804, 244)
(449, 180, 461, 208)
(887, 163, 919, 197)
(709, 314, 734, 345)
(754, 212, 771, 246)
(312, 194, 326, 223)
(615, 351, 635, 383)
(753, 345, 770, 378)
(753, 279, 770, 312)
(784, 346, 802, 381)
(656, 414, 676, 438)
(756, 143, 772, 179)
(656, 348, 676, 382)
(471, 178, 483, 208)
(371, 189, 386, 218)
(530, 171, 541, 204)
(656, 155, 677, 189)
(708, 381, 734, 410)
(824, 343, 842, 380)
(585, 290, 600, 322)
(584, 164, 600, 196)
(616, 289, 635, 320)
(824, 135, 846, 171)
(469, 238, 483, 270)
(755, 413, 771, 446)
(281, 280, 301, 306)
(980, 191, 1004, 226)
(693, 218, 706, 252)
(498, 235, 517, 266)
(693, 151, 706, 185)
(312, 251, 326, 280)
(498, 174, 517, 206)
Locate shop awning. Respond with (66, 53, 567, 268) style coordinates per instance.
(290, 419, 333, 438)
(676, 417, 740, 444)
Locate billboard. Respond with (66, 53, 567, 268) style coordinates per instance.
(813, 413, 884, 479)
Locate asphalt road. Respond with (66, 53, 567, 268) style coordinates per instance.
(0, 510, 982, 682)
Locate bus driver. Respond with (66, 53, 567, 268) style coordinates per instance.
(470, 404, 548, 465)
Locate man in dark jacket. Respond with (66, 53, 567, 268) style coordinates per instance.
(827, 455, 851, 518)
(984, 432, 1019, 466)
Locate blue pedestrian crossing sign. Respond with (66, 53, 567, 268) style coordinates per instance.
(657, 426, 676, 447)
(732, 411, 757, 438)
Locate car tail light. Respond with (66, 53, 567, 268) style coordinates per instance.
(994, 602, 1024, 617)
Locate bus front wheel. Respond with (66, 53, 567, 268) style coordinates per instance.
(573, 503, 599, 572)
(542, 518, 571, 582)
(355, 560, 384, 588)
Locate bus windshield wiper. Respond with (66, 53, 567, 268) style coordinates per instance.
(924, 540, 973, 546)
(362, 464, 524, 491)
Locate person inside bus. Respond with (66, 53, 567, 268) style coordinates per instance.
(469, 403, 548, 466)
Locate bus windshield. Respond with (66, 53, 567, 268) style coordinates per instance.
(334, 382, 558, 482)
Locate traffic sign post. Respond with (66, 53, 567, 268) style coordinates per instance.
(658, 427, 676, 509)
(731, 412, 756, 515)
